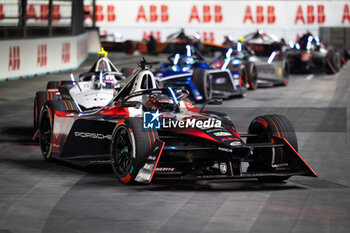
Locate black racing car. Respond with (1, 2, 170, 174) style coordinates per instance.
(287, 32, 341, 74)
(37, 61, 316, 184)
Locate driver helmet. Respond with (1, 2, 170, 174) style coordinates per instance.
(183, 56, 194, 65)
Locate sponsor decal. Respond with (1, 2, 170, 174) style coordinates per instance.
(155, 167, 175, 172)
(230, 141, 241, 146)
(271, 163, 289, 168)
(143, 111, 221, 129)
(37, 44, 47, 67)
(206, 128, 224, 133)
(74, 131, 112, 140)
(221, 137, 238, 142)
(8, 46, 20, 71)
(214, 132, 231, 136)
(61, 42, 70, 63)
(218, 147, 232, 153)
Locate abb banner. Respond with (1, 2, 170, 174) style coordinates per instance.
(81, 0, 350, 43)
(0, 32, 95, 81)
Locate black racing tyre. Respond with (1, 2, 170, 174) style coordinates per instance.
(281, 60, 289, 86)
(121, 68, 135, 78)
(247, 114, 298, 182)
(192, 68, 212, 102)
(50, 99, 80, 112)
(34, 91, 47, 131)
(38, 99, 79, 160)
(333, 53, 341, 72)
(239, 65, 247, 89)
(110, 118, 158, 184)
(39, 105, 54, 160)
(46, 80, 73, 89)
(247, 64, 258, 90)
(34, 91, 59, 131)
(326, 52, 341, 74)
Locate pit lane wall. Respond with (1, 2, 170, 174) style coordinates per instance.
(0, 31, 100, 81)
(84, 0, 350, 43)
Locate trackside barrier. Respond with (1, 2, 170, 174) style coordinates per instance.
(0, 30, 100, 81)
(82, 0, 350, 43)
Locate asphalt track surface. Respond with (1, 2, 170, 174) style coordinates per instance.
(0, 53, 350, 233)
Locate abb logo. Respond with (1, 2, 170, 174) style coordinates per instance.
(198, 32, 215, 42)
(61, 43, 70, 63)
(343, 4, 350, 24)
(8, 46, 20, 71)
(295, 5, 325, 24)
(0, 5, 4, 21)
(142, 31, 161, 41)
(27, 4, 61, 21)
(243, 6, 275, 24)
(37, 44, 47, 67)
(188, 5, 222, 23)
(84, 5, 116, 22)
(77, 39, 88, 59)
(136, 5, 168, 22)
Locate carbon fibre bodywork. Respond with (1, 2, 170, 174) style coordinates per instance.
(152, 46, 246, 102)
(37, 66, 317, 184)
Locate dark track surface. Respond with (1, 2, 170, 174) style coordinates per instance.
(1, 54, 350, 233)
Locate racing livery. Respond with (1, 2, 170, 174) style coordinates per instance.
(286, 32, 342, 74)
(33, 49, 125, 132)
(212, 41, 289, 87)
(37, 61, 317, 184)
(149, 45, 247, 102)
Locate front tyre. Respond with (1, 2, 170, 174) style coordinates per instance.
(247, 114, 298, 182)
(110, 118, 158, 184)
(192, 69, 212, 102)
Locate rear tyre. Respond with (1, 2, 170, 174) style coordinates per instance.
(38, 99, 79, 160)
(110, 118, 158, 184)
(39, 106, 54, 160)
(192, 69, 212, 102)
(248, 64, 258, 90)
(47, 80, 73, 89)
(281, 60, 289, 86)
(34, 91, 47, 131)
(326, 52, 341, 74)
(247, 114, 298, 182)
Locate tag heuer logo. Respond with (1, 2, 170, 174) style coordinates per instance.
(214, 132, 231, 136)
(230, 141, 241, 146)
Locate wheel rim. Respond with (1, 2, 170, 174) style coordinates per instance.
(112, 126, 133, 177)
(39, 109, 52, 156)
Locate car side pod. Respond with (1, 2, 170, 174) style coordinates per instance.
(272, 135, 317, 177)
(134, 139, 165, 184)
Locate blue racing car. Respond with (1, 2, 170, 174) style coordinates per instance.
(141, 45, 247, 103)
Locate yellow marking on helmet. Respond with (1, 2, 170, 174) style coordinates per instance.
(238, 37, 244, 42)
(98, 47, 108, 57)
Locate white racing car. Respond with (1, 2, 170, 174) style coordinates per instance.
(33, 49, 125, 134)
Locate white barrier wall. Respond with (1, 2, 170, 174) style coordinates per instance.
(0, 31, 100, 81)
(83, 0, 350, 43)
